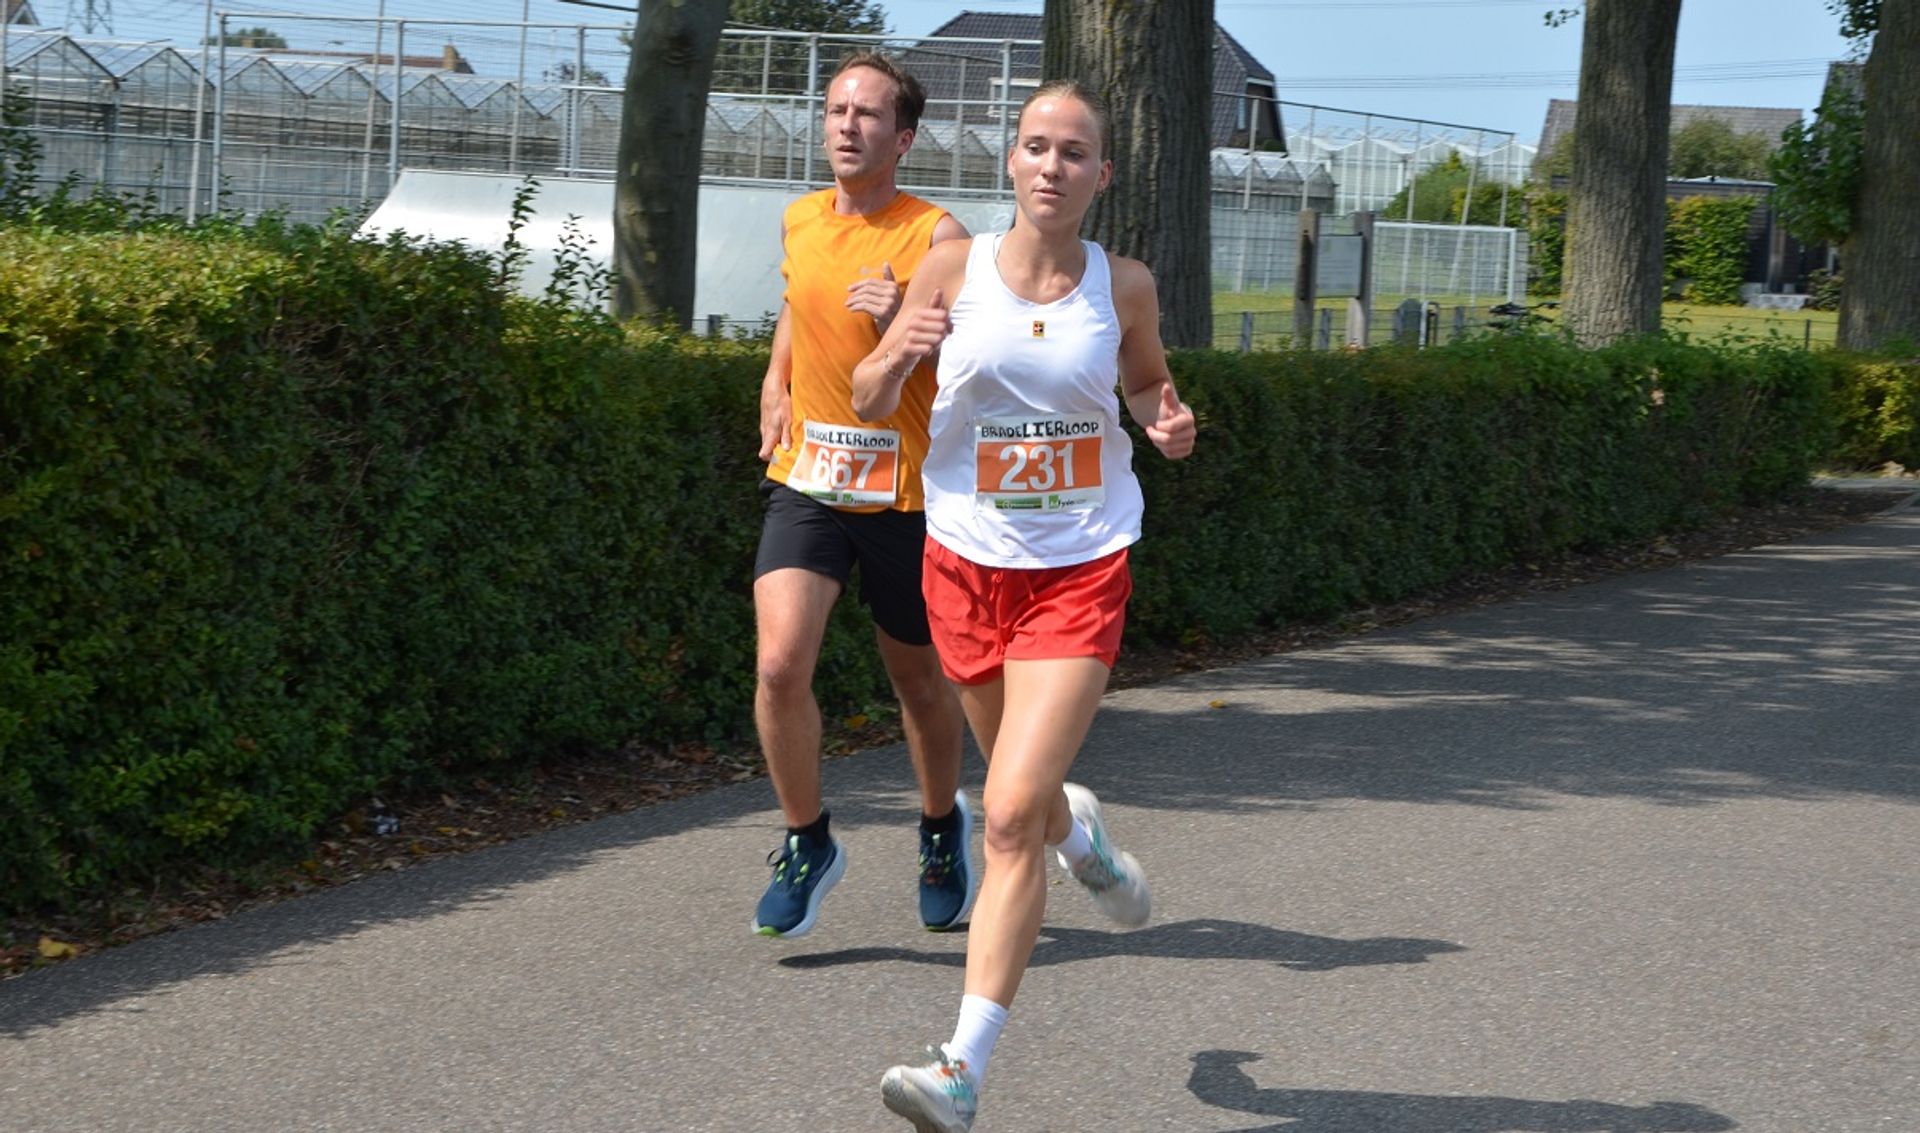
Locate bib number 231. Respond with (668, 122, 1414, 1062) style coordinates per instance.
(974, 415, 1104, 512)
(792, 420, 900, 506)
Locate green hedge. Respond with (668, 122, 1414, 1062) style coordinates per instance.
(0, 223, 889, 908)
(1829, 356, 1920, 470)
(0, 222, 1848, 911)
(1667, 196, 1759, 307)
(1124, 333, 1834, 641)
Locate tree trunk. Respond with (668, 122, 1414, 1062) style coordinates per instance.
(612, 0, 728, 328)
(1838, 0, 1920, 351)
(1042, 0, 1214, 349)
(1561, 0, 1682, 347)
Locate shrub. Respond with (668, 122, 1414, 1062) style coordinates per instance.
(1829, 357, 1920, 470)
(0, 220, 1845, 913)
(1668, 195, 1759, 307)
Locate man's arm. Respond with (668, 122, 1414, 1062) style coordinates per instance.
(757, 302, 795, 461)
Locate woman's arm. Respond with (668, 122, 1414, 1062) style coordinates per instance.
(1111, 256, 1196, 460)
(850, 238, 969, 421)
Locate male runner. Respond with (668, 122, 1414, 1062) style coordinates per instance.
(750, 51, 974, 938)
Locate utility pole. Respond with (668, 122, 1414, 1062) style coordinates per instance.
(65, 0, 113, 35)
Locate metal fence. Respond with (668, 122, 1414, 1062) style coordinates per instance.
(4, 15, 1534, 340)
(3, 18, 1530, 217)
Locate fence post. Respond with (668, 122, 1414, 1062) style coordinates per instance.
(1317, 307, 1333, 350)
(1239, 310, 1253, 354)
(1453, 305, 1466, 342)
(1347, 210, 1374, 348)
(388, 22, 405, 191)
(211, 17, 227, 213)
(1293, 207, 1319, 349)
(187, 2, 213, 220)
(569, 26, 586, 175)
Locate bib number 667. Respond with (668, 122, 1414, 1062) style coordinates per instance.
(812, 445, 878, 490)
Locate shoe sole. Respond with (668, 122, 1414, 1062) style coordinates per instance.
(922, 790, 978, 933)
(750, 842, 847, 938)
(881, 1073, 968, 1133)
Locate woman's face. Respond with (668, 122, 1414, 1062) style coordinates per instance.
(1007, 95, 1112, 229)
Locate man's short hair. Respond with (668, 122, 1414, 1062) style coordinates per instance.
(828, 51, 928, 134)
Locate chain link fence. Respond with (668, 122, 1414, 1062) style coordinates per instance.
(5, 15, 1534, 344)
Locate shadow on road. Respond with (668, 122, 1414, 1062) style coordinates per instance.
(777, 917, 1464, 973)
(1189, 1050, 1738, 1132)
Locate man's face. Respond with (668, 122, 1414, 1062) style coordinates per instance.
(822, 66, 912, 183)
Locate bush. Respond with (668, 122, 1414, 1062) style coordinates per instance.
(1127, 335, 1834, 642)
(1806, 268, 1843, 312)
(0, 222, 891, 909)
(0, 220, 1846, 913)
(1829, 357, 1920, 470)
(1667, 195, 1758, 307)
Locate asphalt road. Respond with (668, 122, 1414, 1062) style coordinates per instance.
(5, 501, 1917, 1133)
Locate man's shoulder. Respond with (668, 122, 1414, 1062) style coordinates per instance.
(784, 187, 837, 225)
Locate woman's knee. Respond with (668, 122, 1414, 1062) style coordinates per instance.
(981, 787, 1055, 856)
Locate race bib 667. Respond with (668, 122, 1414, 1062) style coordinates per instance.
(791, 420, 900, 506)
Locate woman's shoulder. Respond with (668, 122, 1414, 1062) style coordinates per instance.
(1098, 247, 1157, 306)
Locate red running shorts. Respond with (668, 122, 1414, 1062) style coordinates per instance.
(921, 538, 1131, 685)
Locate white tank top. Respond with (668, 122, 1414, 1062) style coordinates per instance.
(923, 233, 1144, 568)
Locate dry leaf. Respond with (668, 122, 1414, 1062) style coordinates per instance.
(1208, 699, 1226, 709)
(844, 714, 869, 728)
(38, 937, 78, 960)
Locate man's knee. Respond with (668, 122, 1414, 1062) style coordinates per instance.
(757, 640, 820, 700)
(889, 648, 954, 712)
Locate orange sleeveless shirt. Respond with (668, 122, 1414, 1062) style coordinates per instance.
(765, 188, 948, 513)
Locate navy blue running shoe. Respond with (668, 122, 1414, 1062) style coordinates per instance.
(751, 831, 845, 938)
(918, 790, 976, 931)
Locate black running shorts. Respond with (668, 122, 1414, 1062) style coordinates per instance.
(753, 480, 933, 646)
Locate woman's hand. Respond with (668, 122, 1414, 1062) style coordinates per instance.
(1144, 383, 1195, 460)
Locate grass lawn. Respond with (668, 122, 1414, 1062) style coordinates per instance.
(1212, 289, 1840, 351)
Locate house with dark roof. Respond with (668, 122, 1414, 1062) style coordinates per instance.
(259, 44, 474, 75)
(899, 11, 1284, 151)
(1821, 60, 1863, 103)
(4, 0, 39, 26)
(1536, 97, 1802, 160)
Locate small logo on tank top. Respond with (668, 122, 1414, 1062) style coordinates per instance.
(1031, 319, 1045, 338)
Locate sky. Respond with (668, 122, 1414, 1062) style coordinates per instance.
(69, 0, 1860, 146)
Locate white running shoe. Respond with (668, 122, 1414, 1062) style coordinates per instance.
(881, 1044, 978, 1133)
(1057, 782, 1151, 927)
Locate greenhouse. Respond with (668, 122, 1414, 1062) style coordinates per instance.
(2, 15, 1529, 334)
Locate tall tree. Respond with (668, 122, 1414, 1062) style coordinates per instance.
(1667, 115, 1773, 180)
(1836, 0, 1917, 350)
(203, 27, 288, 49)
(612, 0, 729, 327)
(1041, 0, 1213, 349)
(1559, 0, 1683, 346)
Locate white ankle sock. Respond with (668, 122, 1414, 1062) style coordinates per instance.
(1052, 817, 1093, 868)
(946, 995, 1008, 1087)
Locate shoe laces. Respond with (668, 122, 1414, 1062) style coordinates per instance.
(1073, 848, 1124, 892)
(767, 835, 821, 889)
(918, 1045, 976, 1103)
(919, 830, 959, 886)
